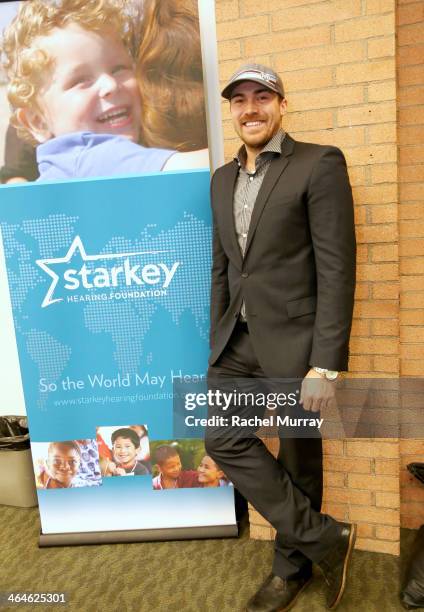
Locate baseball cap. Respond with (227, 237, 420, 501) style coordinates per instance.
(221, 63, 285, 100)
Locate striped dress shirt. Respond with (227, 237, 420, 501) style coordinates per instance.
(233, 129, 285, 320)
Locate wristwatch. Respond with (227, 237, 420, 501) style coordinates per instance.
(312, 367, 339, 381)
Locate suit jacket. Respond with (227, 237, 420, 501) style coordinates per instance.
(209, 133, 356, 378)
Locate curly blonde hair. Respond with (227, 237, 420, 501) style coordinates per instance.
(2, 0, 132, 145)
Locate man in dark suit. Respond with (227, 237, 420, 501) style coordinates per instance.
(206, 64, 357, 611)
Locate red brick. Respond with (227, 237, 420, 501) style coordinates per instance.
(371, 282, 398, 300)
(375, 525, 400, 541)
(398, 22, 424, 46)
(284, 67, 334, 92)
(366, 0, 396, 15)
(345, 144, 397, 166)
(397, 2, 424, 26)
(400, 440, 424, 455)
(398, 64, 424, 87)
(372, 319, 399, 335)
(373, 356, 399, 373)
(218, 40, 242, 62)
(351, 318, 371, 336)
(323, 440, 344, 455)
(356, 225, 398, 244)
(350, 337, 398, 355)
(245, 25, 331, 56)
(285, 110, 333, 133)
(400, 311, 424, 326)
(289, 85, 364, 112)
(371, 244, 398, 262)
(400, 183, 424, 201)
(271, 1, 362, 31)
(338, 102, 396, 125)
(401, 358, 421, 375)
(346, 440, 399, 458)
(368, 122, 397, 144)
(399, 126, 424, 145)
(274, 42, 364, 72)
(368, 80, 397, 102)
(401, 239, 424, 256)
(368, 37, 396, 60)
(399, 107, 424, 126)
(325, 457, 372, 474)
(375, 459, 400, 475)
(348, 355, 373, 371)
(398, 44, 424, 67)
(399, 203, 424, 221)
(401, 276, 424, 291)
(349, 506, 400, 526)
(370, 163, 398, 183)
(323, 471, 346, 488)
(215, 0, 239, 22)
(356, 538, 399, 555)
(401, 257, 424, 274)
(335, 15, 394, 42)
(323, 487, 373, 505)
(376, 491, 400, 507)
(242, 0, 327, 15)
(217, 15, 269, 41)
(398, 86, 424, 108)
(400, 146, 424, 165)
(355, 300, 398, 318)
(354, 185, 397, 206)
(399, 165, 424, 182)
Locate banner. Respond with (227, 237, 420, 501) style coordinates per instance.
(0, 0, 236, 543)
(0, 170, 236, 542)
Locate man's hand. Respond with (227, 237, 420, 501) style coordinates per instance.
(299, 368, 336, 412)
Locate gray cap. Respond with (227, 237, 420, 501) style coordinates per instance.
(221, 63, 285, 100)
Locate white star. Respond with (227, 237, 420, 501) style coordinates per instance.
(36, 236, 168, 308)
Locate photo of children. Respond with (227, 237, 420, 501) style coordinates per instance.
(197, 454, 231, 489)
(0, 0, 209, 183)
(151, 440, 232, 490)
(96, 425, 152, 477)
(32, 440, 102, 489)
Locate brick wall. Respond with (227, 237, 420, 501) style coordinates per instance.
(397, 0, 424, 529)
(213, 0, 423, 555)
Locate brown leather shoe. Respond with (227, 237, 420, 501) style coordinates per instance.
(318, 522, 357, 609)
(246, 573, 312, 612)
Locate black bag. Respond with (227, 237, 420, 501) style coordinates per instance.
(408, 463, 424, 486)
(0, 415, 30, 451)
(402, 526, 424, 609)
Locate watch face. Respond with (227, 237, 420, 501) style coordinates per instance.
(326, 371, 339, 380)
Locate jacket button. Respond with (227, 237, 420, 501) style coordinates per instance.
(241, 272, 249, 278)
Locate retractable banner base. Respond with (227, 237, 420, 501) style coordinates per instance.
(39, 523, 238, 547)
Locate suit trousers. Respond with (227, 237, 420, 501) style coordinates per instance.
(206, 322, 341, 579)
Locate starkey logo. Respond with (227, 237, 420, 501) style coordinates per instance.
(36, 236, 180, 308)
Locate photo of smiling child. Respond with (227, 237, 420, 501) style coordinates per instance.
(32, 440, 102, 489)
(97, 425, 151, 477)
(150, 440, 232, 490)
(0, 0, 209, 183)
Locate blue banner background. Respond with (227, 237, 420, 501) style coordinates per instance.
(0, 170, 236, 534)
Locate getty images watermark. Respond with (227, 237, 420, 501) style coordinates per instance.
(182, 387, 324, 430)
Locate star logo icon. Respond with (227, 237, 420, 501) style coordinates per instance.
(36, 236, 168, 308)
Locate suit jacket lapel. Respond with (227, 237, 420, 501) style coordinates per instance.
(244, 134, 295, 258)
(221, 160, 243, 268)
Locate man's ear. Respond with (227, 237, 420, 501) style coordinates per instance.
(279, 97, 288, 117)
(16, 107, 52, 143)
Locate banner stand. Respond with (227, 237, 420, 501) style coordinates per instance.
(39, 524, 238, 547)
